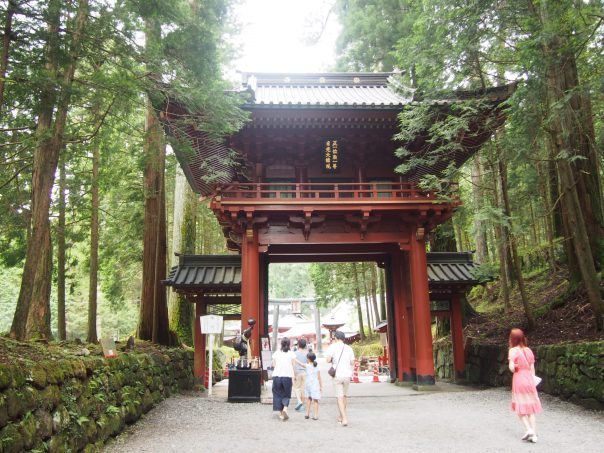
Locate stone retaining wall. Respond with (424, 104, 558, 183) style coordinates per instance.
(434, 339, 604, 411)
(0, 349, 194, 453)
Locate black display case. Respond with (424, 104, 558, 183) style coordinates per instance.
(227, 369, 262, 403)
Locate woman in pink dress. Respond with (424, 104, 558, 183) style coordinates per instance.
(508, 328, 542, 443)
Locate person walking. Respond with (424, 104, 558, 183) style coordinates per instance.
(293, 338, 309, 412)
(508, 328, 542, 443)
(272, 337, 296, 421)
(326, 330, 355, 427)
(304, 351, 323, 420)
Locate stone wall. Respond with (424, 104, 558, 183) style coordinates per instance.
(0, 349, 194, 453)
(434, 339, 604, 411)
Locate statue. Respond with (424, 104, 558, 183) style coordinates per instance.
(233, 318, 256, 369)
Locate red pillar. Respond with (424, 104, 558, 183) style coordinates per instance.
(410, 230, 436, 385)
(241, 227, 260, 357)
(450, 293, 466, 380)
(401, 251, 416, 376)
(391, 251, 413, 383)
(193, 300, 206, 383)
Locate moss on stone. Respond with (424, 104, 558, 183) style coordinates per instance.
(0, 364, 12, 390)
(39, 384, 61, 411)
(27, 364, 48, 389)
(34, 408, 53, 440)
(46, 360, 70, 384)
(10, 366, 25, 388)
(51, 405, 70, 433)
(48, 432, 72, 453)
(0, 422, 25, 453)
(0, 395, 7, 429)
(18, 411, 37, 450)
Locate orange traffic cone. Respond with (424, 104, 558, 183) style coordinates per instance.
(372, 363, 379, 383)
(224, 363, 229, 378)
(352, 360, 360, 383)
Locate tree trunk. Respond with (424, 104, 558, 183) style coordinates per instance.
(152, 165, 169, 345)
(539, 0, 604, 271)
(87, 142, 100, 343)
(138, 14, 167, 342)
(369, 264, 381, 324)
(536, 161, 557, 271)
(57, 154, 67, 341)
(499, 158, 535, 330)
(471, 155, 489, 263)
(360, 263, 373, 336)
(556, 159, 604, 330)
(491, 160, 511, 312)
(351, 263, 366, 340)
(11, 0, 88, 340)
(169, 167, 196, 345)
(537, 1, 604, 329)
(378, 267, 387, 321)
(0, 0, 16, 113)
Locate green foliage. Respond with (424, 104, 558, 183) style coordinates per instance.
(351, 340, 384, 358)
(0, 0, 244, 339)
(269, 264, 314, 299)
(471, 263, 499, 284)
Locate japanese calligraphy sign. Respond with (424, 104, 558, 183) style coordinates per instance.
(323, 139, 341, 173)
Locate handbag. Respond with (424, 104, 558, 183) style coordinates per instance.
(328, 345, 345, 378)
(520, 348, 542, 387)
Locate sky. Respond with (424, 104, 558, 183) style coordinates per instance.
(230, 0, 341, 76)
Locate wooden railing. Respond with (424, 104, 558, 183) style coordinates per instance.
(216, 182, 450, 202)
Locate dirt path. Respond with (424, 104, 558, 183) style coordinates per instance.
(104, 360, 604, 453)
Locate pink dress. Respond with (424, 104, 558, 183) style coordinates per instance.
(509, 347, 543, 415)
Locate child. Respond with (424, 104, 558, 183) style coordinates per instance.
(304, 352, 323, 420)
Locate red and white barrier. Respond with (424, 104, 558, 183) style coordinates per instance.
(352, 360, 360, 383)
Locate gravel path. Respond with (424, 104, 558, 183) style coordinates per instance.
(104, 359, 604, 453)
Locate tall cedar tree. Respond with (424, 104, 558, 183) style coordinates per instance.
(11, 0, 89, 340)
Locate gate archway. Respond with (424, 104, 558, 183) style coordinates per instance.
(161, 71, 511, 388)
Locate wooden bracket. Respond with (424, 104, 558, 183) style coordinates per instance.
(288, 213, 326, 241)
(228, 230, 242, 244)
(345, 211, 381, 240)
(416, 227, 425, 241)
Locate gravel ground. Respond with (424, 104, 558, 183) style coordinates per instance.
(104, 359, 604, 453)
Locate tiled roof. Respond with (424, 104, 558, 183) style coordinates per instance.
(241, 72, 410, 108)
(240, 72, 514, 110)
(164, 252, 479, 294)
(426, 252, 479, 285)
(163, 255, 241, 292)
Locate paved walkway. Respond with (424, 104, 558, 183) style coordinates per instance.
(104, 359, 604, 453)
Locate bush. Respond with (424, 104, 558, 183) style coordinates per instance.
(351, 341, 384, 358)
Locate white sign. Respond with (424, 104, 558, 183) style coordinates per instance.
(200, 315, 223, 334)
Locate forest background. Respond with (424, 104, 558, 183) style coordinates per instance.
(0, 0, 602, 345)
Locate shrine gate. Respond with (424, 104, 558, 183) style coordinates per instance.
(162, 72, 512, 387)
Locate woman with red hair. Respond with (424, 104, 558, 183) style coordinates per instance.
(508, 328, 542, 443)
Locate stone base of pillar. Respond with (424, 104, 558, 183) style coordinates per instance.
(402, 371, 416, 383)
(454, 370, 467, 383)
(416, 374, 436, 385)
(412, 383, 441, 392)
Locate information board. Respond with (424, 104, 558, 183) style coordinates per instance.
(200, 315, 223, 334)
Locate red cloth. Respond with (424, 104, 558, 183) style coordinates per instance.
(509, 347, 543, 415)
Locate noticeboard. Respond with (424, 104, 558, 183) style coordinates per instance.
(200, 315, 223, 334)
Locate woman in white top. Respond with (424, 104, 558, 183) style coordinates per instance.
(272, 337, 296, 421)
